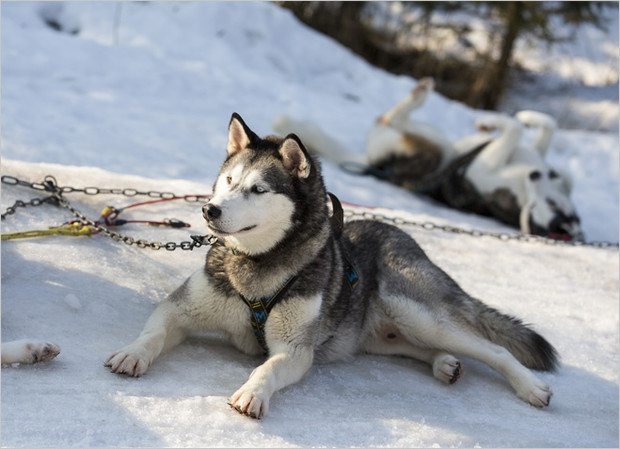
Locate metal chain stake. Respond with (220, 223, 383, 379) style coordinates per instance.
(2, 174, 618, 250)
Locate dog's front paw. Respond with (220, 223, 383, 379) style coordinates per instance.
(1, 340, 61, 365)
(433, 354, 463, 385)
(516, 376, 553, 408)
(228, 386, 270, 419)
(104, 346, 151, 377)
(28, 341, 60, 364)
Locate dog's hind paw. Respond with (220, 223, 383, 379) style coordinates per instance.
(517, 378, 553, 408)
(433, 354, 463, 385)
(104, 347, 151, 377)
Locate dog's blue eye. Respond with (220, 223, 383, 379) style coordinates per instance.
(252, 185, 266, 194)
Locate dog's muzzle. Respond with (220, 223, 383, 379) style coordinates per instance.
(532, 213, 583, 242)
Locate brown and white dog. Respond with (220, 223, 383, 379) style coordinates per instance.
(273, 78, 583, 241)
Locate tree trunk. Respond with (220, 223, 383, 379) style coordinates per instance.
(470, 2, 524, 109)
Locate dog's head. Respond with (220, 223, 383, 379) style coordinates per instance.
(204, 113, 323, 255)
(523, 168, 583, 241)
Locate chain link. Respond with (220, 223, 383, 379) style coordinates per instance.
(2, 174, 618, 250)
(1, 196, 59, 220)
(1, 174, 209, 203)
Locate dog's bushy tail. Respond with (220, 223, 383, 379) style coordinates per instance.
(475, 304, 559, 371)
(272, 116, 367, 166)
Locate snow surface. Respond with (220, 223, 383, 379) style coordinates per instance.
(1, 2, 618, 448)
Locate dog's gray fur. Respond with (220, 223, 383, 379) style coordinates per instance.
(106, 113, 558, 419)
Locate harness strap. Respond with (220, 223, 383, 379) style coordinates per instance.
(239, 275, 297, 354)
(328, 192, 360, 289)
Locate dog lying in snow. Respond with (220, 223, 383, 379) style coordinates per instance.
(273, 78, 583, 241)
(105, 113, 558, 419)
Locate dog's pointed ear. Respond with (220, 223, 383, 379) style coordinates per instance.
(227, 113, 259, 157)
(279, 134, 311, 179)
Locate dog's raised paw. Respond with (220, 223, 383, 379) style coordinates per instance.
(412, 77, 434, 96)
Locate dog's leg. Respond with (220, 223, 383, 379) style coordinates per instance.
(1, 340, 60, 365)
(399, 320, 551, 406)
(367, 78, 454, 167)
(381, 296, 552, 407)
(106, 267, 245, 377)
(468, 114, 523, 173)
(364, 327, 463, 384)
(228, 347, 314, 419)
(379, 77, 434, 126)
(105, 300, 187, 377)
(515, 110, 557, 158)
(228, 295, 321, 419)
(440, 333, 553, 407)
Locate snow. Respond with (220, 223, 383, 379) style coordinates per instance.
(1, 2, 618, 447)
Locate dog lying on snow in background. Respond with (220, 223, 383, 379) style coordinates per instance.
(1, 340, 60, 365)
(105, 113, 558, 419)
(273, 78, 583, 241)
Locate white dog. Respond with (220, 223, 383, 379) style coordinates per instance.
(274, 78, 583, 241)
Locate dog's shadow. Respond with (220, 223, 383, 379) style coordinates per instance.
(148, 337, 618, 448)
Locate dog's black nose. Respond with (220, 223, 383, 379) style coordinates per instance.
(203, 203, 222, 220)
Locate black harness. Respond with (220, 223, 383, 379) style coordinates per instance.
(239, 275, 298, 353)
(239, 192, 359, 354)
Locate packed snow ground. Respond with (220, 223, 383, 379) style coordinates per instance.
(1, 2, 618, 448)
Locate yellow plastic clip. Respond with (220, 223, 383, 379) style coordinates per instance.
(1, 223, 94, 241)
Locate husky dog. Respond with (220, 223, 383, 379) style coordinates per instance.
(273, 78, 583, 241)
(1, 340, 60, 365)
(105, 113, 558, 419)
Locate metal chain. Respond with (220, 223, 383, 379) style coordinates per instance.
(2, 174, 618, 250)
(1, 174, 210, 203)
(1, 174, 208, 251)
(342, 209, 619, 249)
(54, 192, 205, 250)
(1, 196, 59, 220)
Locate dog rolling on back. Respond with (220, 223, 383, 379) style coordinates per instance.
(106, 113, 558, 419)
(274, 78, 583, 241)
